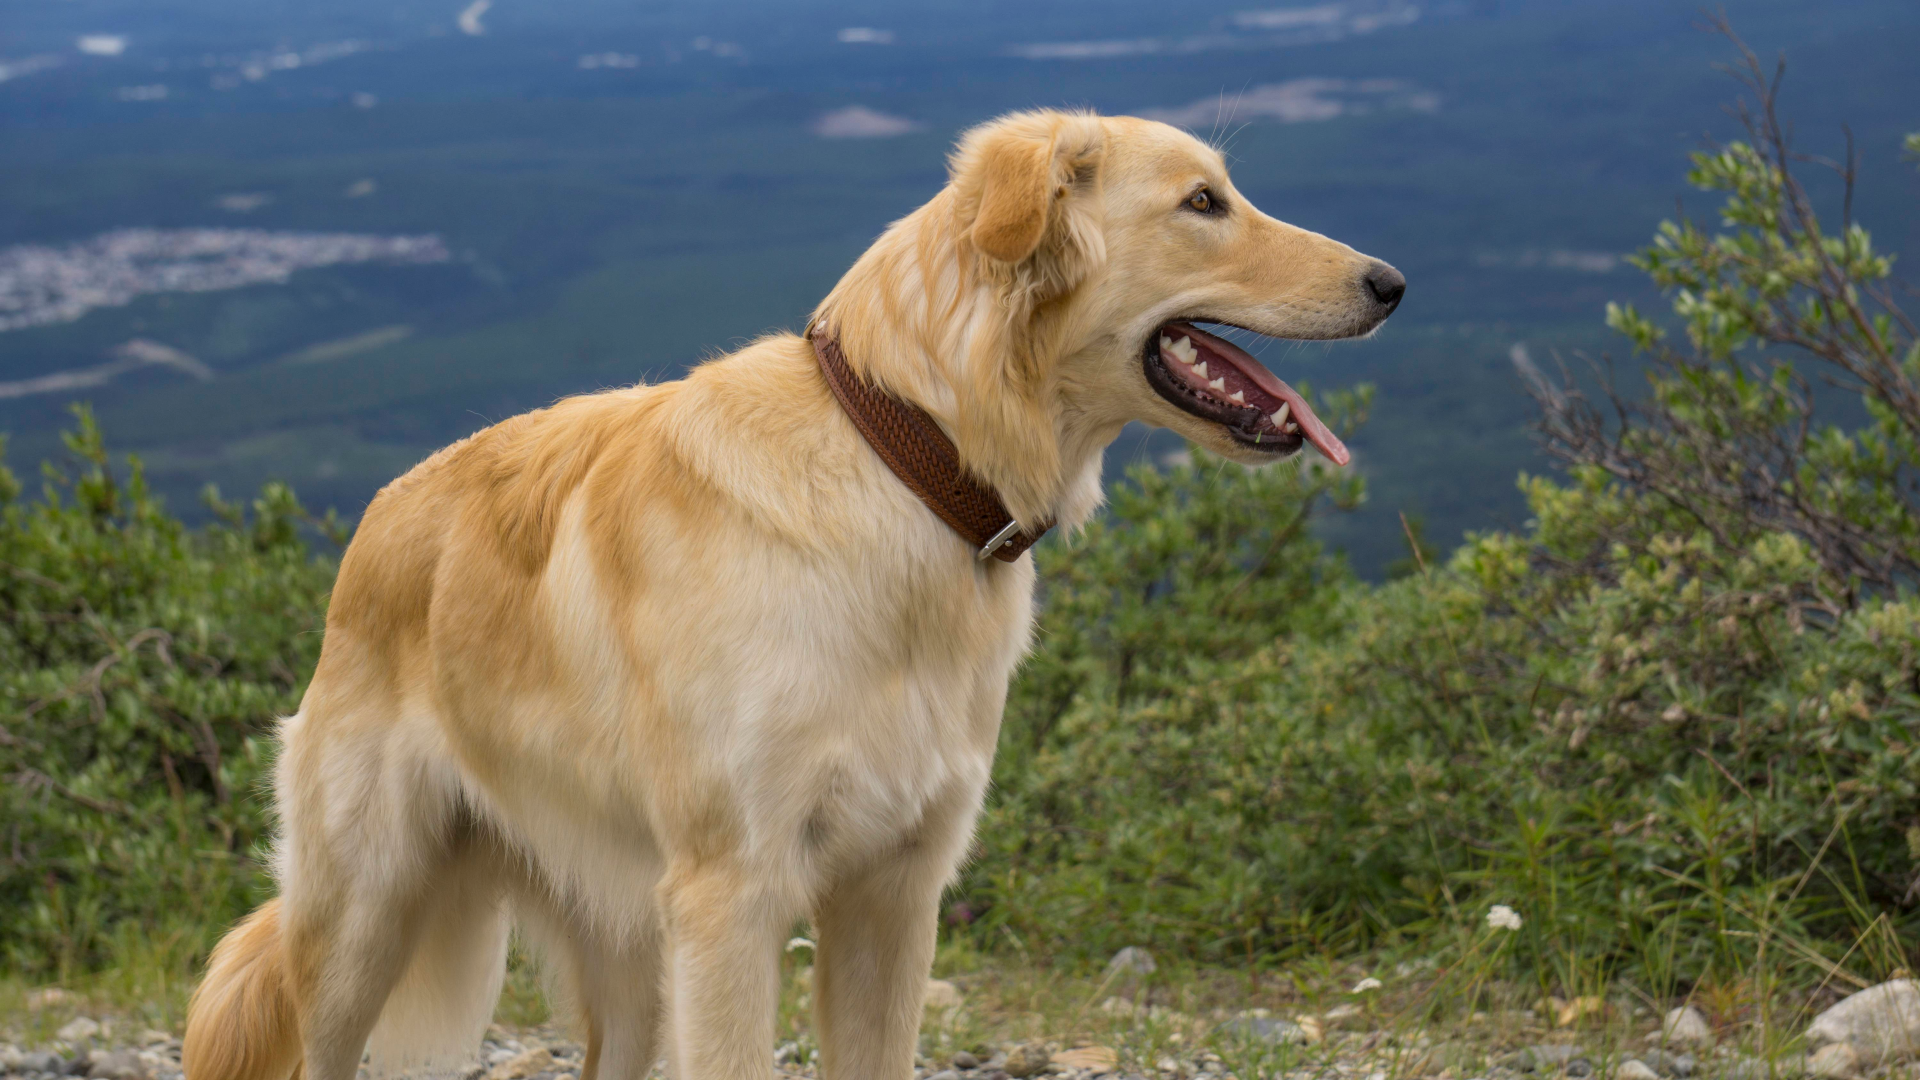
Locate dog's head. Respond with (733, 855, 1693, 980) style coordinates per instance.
(819, 109, 1402, 524)
(951, 110, 1401, 468)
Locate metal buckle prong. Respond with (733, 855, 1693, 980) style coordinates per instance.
(976, 519, 1022, 561)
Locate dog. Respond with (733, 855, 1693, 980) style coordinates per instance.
(182, 108, 1402, 1080)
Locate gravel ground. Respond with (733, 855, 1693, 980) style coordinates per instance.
(1, 1001, 1902, 1080)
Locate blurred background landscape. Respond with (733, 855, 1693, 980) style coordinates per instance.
(4, 0, 1916, 573)
(8, 2, 1920, 1071)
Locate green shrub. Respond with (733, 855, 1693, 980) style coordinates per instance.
(0, 408, 337, 979)
(961, 52, 1920, 995)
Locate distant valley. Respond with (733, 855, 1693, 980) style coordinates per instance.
(2, 0, 1915, 574)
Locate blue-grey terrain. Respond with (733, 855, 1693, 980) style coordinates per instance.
(2, 0, 1916, 572)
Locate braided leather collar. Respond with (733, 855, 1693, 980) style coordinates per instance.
(809, 325, 1051, 563)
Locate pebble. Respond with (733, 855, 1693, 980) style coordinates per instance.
(1614, 1060, 1660, 1080)
(1518, 1045, 1586, 1071)
(85, 1050, 148, 1080)
(488, 1047, 554, 1080)
(1660, 1007, 1714, 1048)
(929, 1071, 961, 1080)
(1220, 1016, 1309, 1045)
(20, 1050, 67, 1074)
(1809, 1043, 1861, 1080)
(1807, 979, 1920, 1063)
(1002, 1043, 1052, 1078)
(1634, 1049, 1696, 1077)
(1105, 947, 1157, 978)
(55, 1019, 101, 1045)
(952, 1051, 981, 1069)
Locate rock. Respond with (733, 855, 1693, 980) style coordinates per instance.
(1660, 1007, 1714, 1048)
(1630, 1050, 1694, 1077)
(87, 1051, 149, 1080)
(1500, 1046, 1587, 1073)
(1, 1044, 23, 1071)
(1323, 1003, 1370, 1031)
(1105, 947, 1156, 978)
(19, 1050, 65, 1074)
(1003, 1043, 1052, 1078)
(926, 979, 963, 1010)
(1807, 979, 1920, 1063)
(1566, 1058, 1594, 1079)
(489, 1048, 554, 1080)
(135, 1032, 173, 1048)
(1615, 1061, 1660, 1080)
(953, 1051, 981, 1070)
(57, 1018, 102, 1044)
(1221, 1017, 1309, 1045)
(931, 1071, 963, 1080)
(1052, 1047, 1118, 1073)
(1808, 1043, 1861, 1080)
(1294, 1015, 1326, 1044)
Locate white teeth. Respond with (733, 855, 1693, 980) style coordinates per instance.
(1286, 422, 1299, 433)
(1193, 362, 1208, 378)
(1159, 335, 1173, 352)
(1208, 378, 1226, 392)
(1272, 402, 1291, 427)
(1169, 337, 1197, 363)
(1228, 390, 1245, 403)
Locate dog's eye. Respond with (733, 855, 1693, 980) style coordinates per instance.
(1186, 188, 1216, 214)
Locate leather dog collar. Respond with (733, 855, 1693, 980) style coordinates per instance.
(808, 324, 1050, 563)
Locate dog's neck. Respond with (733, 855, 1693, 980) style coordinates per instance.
(812, 190, 1112, 533)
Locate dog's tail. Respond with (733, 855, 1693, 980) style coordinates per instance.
(184, 898, 303, 1080)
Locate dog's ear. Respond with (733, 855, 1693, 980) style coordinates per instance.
(953, 112, 1104, 268)
(970, 133, 1056, 262)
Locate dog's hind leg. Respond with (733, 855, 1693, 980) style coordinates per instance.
(365, 843, 511, 1077)
(516, 886, 665, 1080)
(275, 712, 494, 1080)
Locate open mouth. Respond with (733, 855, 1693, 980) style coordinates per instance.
(1140, 322, 1351, 465)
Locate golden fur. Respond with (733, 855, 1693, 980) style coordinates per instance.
(183, 109, 1397, 1080)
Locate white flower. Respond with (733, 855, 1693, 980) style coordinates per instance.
(1487, 905, 1523, 931)
(784, 937, 815, 953)
(1351, 977, 1383, 993)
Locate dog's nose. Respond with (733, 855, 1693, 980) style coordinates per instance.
(1363, 262, 1406, 311)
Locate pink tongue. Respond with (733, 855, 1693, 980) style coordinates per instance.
(1171, 323, 1351, 466)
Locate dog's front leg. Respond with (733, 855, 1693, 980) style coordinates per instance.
(813, 774, 988, 1080)
(812, 851, 946, 1080)
(659, 859, 786, 1079)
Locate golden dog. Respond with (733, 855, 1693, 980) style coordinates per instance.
(183, 108, 1402, 1080)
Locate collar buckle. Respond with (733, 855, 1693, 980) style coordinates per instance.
(976, 519, 1023, 561)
